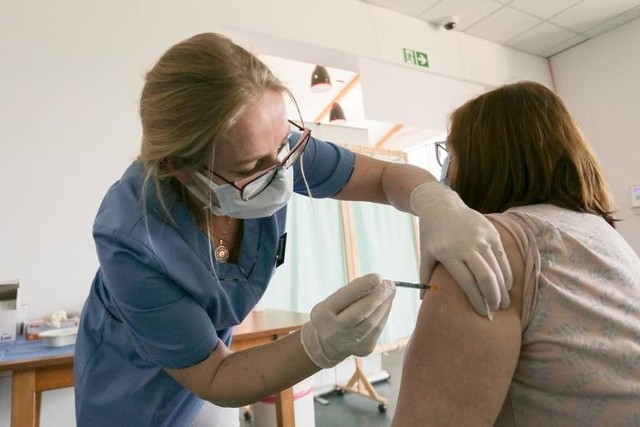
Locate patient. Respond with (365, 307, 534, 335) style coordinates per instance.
(392, 81, 640, 426)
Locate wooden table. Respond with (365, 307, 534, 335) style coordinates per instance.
(231, 309, 310, 427)
(0, 309, 309, 427)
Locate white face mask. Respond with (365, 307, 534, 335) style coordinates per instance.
(186, 166, 294, 219)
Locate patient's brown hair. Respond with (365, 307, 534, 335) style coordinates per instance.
(447, 81, 616, 226)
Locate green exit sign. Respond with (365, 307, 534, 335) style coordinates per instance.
(403, 48, 429, 68)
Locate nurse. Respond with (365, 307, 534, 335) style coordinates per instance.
(74, 32, 512, 426)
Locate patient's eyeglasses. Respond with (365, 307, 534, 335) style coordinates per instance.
(435, 142, 452, 167)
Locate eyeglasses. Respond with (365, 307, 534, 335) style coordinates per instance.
(434, 141, 452, 167)
(207, 120, 311, 201)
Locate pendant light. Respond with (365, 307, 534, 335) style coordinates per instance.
(329, 102, 346, 124)
(310, 65, 332, 93)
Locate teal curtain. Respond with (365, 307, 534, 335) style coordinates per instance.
(263, 153, 420, 346)
(265, 195, 348, 312)
(350, 201, 420, 345)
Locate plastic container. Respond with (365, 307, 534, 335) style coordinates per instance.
(25, 318, 79, 340)
(253, 376, 315, 427)
(38, 327, 78, 347)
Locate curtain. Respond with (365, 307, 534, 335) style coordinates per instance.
(265, 195, 348, 312)
(350, 201, 420, 346)
(262, 150, 420, 347)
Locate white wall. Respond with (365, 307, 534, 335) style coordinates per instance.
(0, 1, 550, 425)
(550, 17, 640, 254)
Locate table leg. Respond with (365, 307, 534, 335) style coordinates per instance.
(35, 392, 41, 427)
(11, 369, 37, 427)
(274, 387, 295, 427)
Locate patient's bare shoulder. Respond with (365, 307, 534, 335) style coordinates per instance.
(391, 218, 525, 427)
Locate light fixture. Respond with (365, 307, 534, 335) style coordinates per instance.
(329, 102, 346, 124)
(310, 65, 332, 93)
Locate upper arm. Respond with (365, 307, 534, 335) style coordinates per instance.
(293, 135, 356, 198)
(392, 220, 525, 427)
(333, 153, 388, 203)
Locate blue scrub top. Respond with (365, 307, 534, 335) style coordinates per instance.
(74, 135, 355, 426)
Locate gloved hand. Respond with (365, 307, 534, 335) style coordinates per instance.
(410, 182, 512, 318)
(300, 274, 396, 369)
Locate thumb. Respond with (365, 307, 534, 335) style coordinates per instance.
(420, 253, 437, 284)
(335, 279, 396, 328)
(318, 274, 381, 315)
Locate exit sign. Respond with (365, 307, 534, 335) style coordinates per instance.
(403, 48, 429, 68)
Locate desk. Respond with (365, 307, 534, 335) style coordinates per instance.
(0, 309, 309, 427)
(0, 340, 74, 427)
(231, 309, 309, 427)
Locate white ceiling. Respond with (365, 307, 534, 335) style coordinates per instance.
(262, 55, 399, 147)
(261, 55, 444, 151)
(261, 0, 640, 151)
(365, 0, 640, 57)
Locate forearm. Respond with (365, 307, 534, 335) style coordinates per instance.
(204, 275, 395, 406)
(204, 331, 320, 407)
(168, 275, 394, 407)
(381, 162, 435, 213)
(334, 153, 435, 211)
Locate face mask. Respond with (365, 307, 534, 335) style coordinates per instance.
(439, 155, 451, 187)
(187, 166, 294, 219)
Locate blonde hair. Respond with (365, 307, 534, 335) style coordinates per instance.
(138, 32, 289, 215)
(448, 81, 616, 226)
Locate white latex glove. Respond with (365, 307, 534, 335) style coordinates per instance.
(300, 274, 396, 369)
(410, 182, 512, 318)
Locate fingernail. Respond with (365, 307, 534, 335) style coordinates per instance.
(484, 299, 494, 321)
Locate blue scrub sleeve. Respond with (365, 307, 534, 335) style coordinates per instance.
(292, 134, 355, 198)
(94, 226, 218, 369)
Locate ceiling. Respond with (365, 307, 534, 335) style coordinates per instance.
(261, 0, 640, 151)
(261, 55, 445, 152)
(365, 0, 640, 57)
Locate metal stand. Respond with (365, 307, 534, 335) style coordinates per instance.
(336, 357, 388, 413)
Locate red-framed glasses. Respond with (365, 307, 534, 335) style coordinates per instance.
(207, 120, 311, 201)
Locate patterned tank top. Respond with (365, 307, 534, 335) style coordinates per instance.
(489, 204, 640, 427)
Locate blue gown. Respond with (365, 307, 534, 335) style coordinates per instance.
(74, 135, 355, 426)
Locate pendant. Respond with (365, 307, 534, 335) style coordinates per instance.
(214, 240, 230, 263)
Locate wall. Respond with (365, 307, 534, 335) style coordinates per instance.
(550, 17, 640, 254)
(0, 1, 550, 425)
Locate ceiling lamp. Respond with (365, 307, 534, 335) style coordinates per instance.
(329, 102, 346, 124)
(310, 65, 332, 93)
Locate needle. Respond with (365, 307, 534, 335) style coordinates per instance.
(394, 281, 431, 290)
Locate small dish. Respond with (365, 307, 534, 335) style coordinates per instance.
(38, 327, 78, 348)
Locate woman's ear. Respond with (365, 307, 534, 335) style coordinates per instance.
(166, 157, 194, 187)
(174, 172, 194, 186)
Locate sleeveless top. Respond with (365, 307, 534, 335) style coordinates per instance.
(489, 204, 640, 427)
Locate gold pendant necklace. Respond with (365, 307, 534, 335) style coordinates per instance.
(214, 239, 230, 263)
